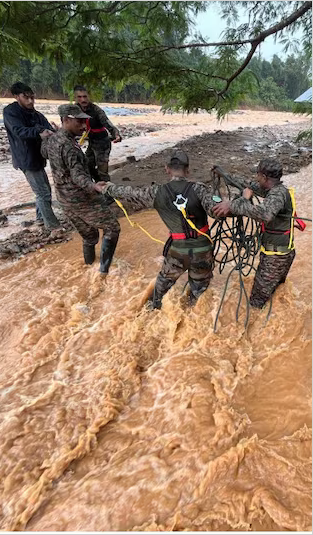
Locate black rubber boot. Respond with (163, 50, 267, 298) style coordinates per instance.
(83, 243, 96, 265)
(189, 292, 198, 307)
(99, 235, 119, 273)
(146, 292, 162, 310)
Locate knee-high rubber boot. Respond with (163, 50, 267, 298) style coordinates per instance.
(146, 288, 162, 310)
(147, 276, 176, 310)
(83, 243, 96, 265)
(99, 235, 119, 273)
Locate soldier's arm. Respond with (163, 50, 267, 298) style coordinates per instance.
(213, 166, 267, 197)
(94, 104, 120, 138)
(192, 183, 218, 218)
(40, 137, 49, 159)
(231, 175, 267, 197)
(229, 188, 286, 223)
(64, 146, 97, 195)
(103, 183, 159, 209)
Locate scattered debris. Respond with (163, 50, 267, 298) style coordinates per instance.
(126, 155, 137, 163)
(0, 219, 73, 259)
(0, 210, 8, 226)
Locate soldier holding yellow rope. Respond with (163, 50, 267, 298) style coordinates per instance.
(101, 151, 219, 309)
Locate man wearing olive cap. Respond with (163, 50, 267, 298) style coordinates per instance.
(100, 150, 218, 308)
(41, 104, 120, 274)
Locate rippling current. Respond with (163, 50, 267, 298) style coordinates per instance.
(0, 166, 311, 531)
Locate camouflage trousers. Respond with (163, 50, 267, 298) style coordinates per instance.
(63, 201, 120, 246)
(250, 250, 296, 308)
(86, 140, 111, 182)
(152, 246, 214, 308)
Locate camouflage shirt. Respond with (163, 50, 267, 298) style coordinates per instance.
(41, 128, 103, 209)
(228, 176, 290, 224)
(102, 178, 216, 216)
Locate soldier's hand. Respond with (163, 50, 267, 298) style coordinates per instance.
(40, 129, 54, 139)
(93, 181, 108, 193)
(213, 200, 232, 218)
(242, 187, 253, 200)
(211, 165, 226, 178)
(113, 135, 122, 143)
(51, 121, 60, 131)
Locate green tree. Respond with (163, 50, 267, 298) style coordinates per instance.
(0, 1, 311, 115)
(271, 54, 285, 87)
(284, 54, 311, 99)
(260, 59, 274, 79)
(259, 77, 291, 110)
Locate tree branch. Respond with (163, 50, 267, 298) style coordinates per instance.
(218, 1, 312, 95)
(20, 1, 131, 25)
(20, 2, 71, 23)
(130, 1, 312, 57)
(219, 41, 259, 95)
(174, 68, 228, 81)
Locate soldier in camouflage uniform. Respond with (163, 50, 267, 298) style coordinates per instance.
(74, 85, 121, 182)
(41, 104, 120, 274)
(101, 151, 218, 309)
(213, 158, 297, 308)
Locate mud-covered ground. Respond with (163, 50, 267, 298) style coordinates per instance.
(112, 121, 312, 185)
(0, 120, 311, 261)
(0, 123, 172, 164)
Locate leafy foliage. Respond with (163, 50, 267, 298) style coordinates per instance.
(246, 53, 311, 111)
(295, 128, 312, 142)
(293, 101, 312, 115)
(0, 1, 311, 115)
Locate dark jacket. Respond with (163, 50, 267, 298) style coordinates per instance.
(3, 101, 52, 171)
(81, 102, 120, 143)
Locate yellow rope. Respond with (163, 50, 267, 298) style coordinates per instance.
(288, 187, 296, 250)
(113, 198, 213, 246)
(79, 129, 90, 146)
(180, 207, 214, 245)
(260, 245, 294, 256)
(113, 198, 165, 245)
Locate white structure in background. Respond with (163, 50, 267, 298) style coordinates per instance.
(294, 87, 312, 102)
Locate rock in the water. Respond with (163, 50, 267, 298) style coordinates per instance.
(0, 210, 8, 226)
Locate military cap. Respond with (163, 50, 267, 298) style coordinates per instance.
(168, 150, 189, 166)
(58, 104, 91, 119)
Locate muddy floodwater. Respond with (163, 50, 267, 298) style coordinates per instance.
(0, 105, 311, 532)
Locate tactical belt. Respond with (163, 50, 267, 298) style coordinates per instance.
(170, 224, 209, 239)
(86, 118, 108, 134)
(261, 244, 292, 253)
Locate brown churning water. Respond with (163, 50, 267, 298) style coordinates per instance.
(0, 166, 311, 531)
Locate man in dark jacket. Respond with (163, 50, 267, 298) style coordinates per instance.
(3, 81, 60, 230)
(74, 85, 121, 182)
